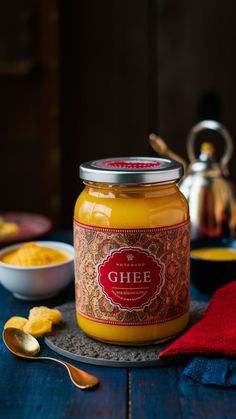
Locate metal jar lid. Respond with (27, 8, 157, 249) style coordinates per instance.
(80, 157, 183, 184)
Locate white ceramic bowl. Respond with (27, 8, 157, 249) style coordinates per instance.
(0, 241, 74, 300)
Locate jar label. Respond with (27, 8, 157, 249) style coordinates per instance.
(98, 247, 165, 310)
(74, 220, 190, 326)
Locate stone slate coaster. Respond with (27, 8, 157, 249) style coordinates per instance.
(45, 301, 207, 367)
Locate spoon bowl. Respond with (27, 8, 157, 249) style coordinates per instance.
(3, 328, 99, 389)
(4, 327, 40, 357)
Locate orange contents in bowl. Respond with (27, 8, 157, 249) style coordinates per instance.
(191, 247, 236, 261)
(1, 242, 68, 266)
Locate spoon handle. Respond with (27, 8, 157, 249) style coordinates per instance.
(37, 356, 99, 389)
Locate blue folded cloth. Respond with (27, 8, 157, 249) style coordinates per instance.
(183, 356, 236, 387)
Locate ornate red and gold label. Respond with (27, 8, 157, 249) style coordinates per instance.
(74, 219, 190, 326)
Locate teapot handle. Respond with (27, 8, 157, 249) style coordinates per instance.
(187, 120, 233, 167)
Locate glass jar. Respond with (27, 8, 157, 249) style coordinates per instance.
(74, 157, 190, 344)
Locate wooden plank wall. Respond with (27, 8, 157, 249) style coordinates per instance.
(0, 0, 61, 226)
(1, 0, 236, 227)
(157, 0, 236, 174)
(60, 0, 150, 227)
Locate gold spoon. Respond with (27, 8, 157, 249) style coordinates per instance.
(3, 327, 99, 390)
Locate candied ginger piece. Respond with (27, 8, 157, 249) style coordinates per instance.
(23, 318, 52, 337)
(4, 316, 28, 330)
(29, 306, 62, 324)
(0, 220, 18, 239)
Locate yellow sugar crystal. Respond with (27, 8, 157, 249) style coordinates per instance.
(4, 316, 28, 330)
(23, 318, 52, 337)
(29, 306, 62, 324)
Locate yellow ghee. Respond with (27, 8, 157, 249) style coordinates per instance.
(191, 247, 236, 261)
(1, 242, 68, 266)
(74, 157, 190, 344)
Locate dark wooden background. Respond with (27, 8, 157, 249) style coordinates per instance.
(1, 0, 236, 228)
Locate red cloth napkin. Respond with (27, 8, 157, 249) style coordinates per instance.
(160, 280, 236, 359)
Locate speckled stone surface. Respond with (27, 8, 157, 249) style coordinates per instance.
(45, 301, 207, 367)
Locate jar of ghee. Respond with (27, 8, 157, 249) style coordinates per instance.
(74, 157, 190, 344)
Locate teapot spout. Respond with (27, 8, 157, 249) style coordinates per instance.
(149, 133, 188, 173)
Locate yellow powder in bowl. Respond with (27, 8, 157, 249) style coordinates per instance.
(1, 242, 69, 266)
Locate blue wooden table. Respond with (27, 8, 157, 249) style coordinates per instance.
(1, 232, 236, 419)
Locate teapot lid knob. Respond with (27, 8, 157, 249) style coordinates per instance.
(187, 120, 233, 167)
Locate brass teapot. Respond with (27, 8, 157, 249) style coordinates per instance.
(149, 120, 236, 240)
